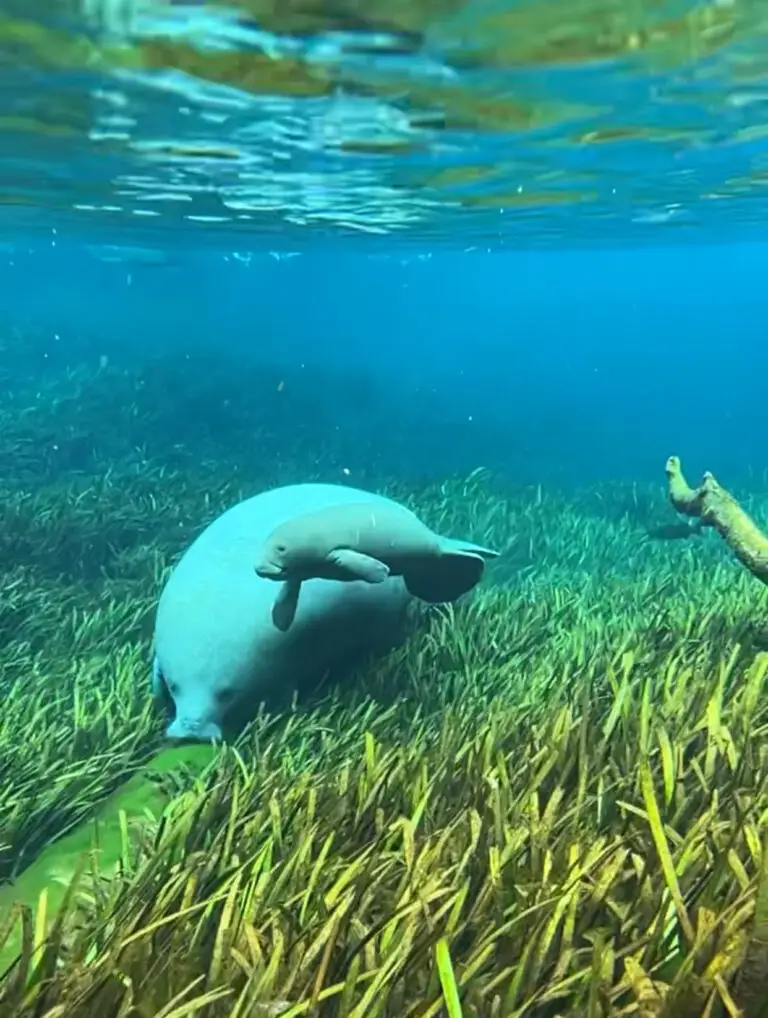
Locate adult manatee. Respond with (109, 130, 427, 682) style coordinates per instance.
(152, 483, 414, 742)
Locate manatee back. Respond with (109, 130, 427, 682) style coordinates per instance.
(283, 499, 440, 564)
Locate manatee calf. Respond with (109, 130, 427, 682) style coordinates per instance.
(153, 483, 414, 743)
(254, 499, 499, 631)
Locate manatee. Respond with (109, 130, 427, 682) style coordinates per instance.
(153, 483, 414, 743)
(254, 499, 499, 632)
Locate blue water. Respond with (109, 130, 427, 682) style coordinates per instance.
(1, 237, 765, 491)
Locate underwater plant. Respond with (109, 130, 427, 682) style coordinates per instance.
(4, 348, 768, 1014)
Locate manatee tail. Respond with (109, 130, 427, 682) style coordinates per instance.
(403, 551, 486, 603)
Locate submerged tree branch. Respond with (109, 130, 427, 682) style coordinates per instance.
(665, 455, 768, 584)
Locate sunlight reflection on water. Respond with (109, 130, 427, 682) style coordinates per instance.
(3, 0, 768, 245)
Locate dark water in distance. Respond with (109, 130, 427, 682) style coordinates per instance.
(4, 236, 765, 491)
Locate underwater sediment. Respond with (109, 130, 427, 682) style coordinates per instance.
(4, 332, 768, 1015)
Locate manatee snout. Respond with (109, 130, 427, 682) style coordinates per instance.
(155, 654, 230, 743)
(165, 714, 223, 743)
(254, 559, 285, 579)
(254, 534, 291, 579)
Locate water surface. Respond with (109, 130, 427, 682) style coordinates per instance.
(5, 0, 768, 245)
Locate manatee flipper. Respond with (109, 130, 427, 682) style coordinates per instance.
(403, 551, 486, 603)
(327, 549, 390, 583)
(439, 537, 500, 560)
(271, 579, 302, 632)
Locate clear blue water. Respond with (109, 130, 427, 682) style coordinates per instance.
(3, 238, 766, 491)
(7, 0, 768, 246)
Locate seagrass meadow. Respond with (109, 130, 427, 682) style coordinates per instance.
(4, 326, 768, 1016)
